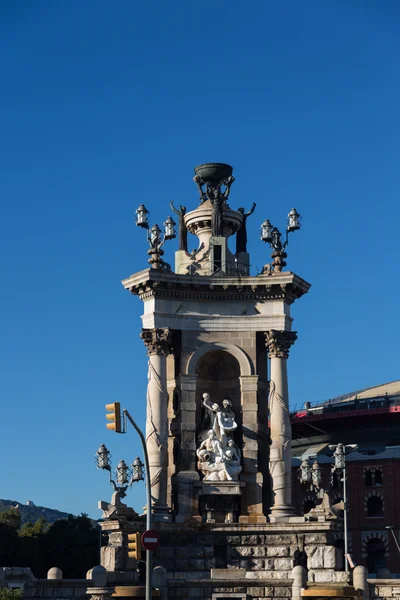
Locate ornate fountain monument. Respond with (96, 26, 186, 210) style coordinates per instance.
(99, 163, 348, 599)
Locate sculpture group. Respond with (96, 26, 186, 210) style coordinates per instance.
(196, 393, 242, 482)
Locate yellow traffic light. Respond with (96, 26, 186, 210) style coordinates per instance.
(105, 402, 122, 433)
(127, 532, 142, 560)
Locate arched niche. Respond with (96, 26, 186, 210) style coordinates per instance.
(187, 341, 254, 377)
(194, 349, 242, 449)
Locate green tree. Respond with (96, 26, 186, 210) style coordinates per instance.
(0, 589, 23, 600)
(44, 514, 99, 578)
(18, 517, 48, 576)
(19, 517, 48, 538)
(0, 522, 19, 566)
(0, 508, 21, 530)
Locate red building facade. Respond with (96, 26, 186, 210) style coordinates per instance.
(290, 382, 400, 574)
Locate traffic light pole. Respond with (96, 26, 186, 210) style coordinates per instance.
(343, 456, 349, 574)
(124, 410, 152, 600)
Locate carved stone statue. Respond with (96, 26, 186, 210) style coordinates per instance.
(197, 393, 242, 482)
(196, 430, 223, 464)
(236, 203, 256, 253)
(170, 201, 188, 252)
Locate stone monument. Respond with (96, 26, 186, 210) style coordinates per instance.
(99, 163, 350, 599)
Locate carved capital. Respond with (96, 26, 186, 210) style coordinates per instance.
(264, 330, 297, 358)
(141, 328, 173, 356)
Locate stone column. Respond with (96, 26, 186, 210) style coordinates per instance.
(239, 374, 266, 523)
(141, 328, 174, 522)
(264, 329, 297, 520)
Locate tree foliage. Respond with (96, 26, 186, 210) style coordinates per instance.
(0, 508, 21, 530)
(0, 513, 99, 578)
(0, 589, 23, 600)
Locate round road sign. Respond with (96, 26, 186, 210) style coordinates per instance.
(141, 529, 160, 551)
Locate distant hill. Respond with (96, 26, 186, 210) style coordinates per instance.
(0, 499, 76, 525)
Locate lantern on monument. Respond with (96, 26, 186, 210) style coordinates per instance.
(311, 460, 322, 490)
(261, 219, 273, 243)
(163, 216, 177, 241)
(135, 204, 150, 229)
(131, 456, 145, 482)
(287, 208, 301, 232)
(298, 458, 311, 484)
(330, 443, 345, 471)
(96, 444, 111, 471)
(116, 459, 129, 485)
(150, 224, 161, 247)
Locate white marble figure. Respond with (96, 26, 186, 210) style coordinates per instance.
(196, 430, 224, 464)
(202, 393, 237, 445)
(197, 394, 242, 482)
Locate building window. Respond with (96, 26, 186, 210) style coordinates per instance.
(365, 470, 373, 487)
(213, 244, 222, 272)
(367, 495, 383, 518)
(366, 538, 386, 573)
(364, 466, 383, 487)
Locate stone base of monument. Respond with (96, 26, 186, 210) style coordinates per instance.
(100, 516, 350, 600)
(302, 584, 361, 599)
(112, 586, 160, 599)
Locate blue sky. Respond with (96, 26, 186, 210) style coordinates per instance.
(1, 1, 399, 518)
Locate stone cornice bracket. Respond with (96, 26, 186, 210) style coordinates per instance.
(140, 328, 174, 356)
(264, 329, 298, 358)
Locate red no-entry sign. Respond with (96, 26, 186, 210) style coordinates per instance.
(141, 529, 160, 551)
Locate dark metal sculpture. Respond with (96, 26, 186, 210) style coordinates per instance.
(236, 203, 256, 253)
(193, 163, 235, 206)
(170, 201, 188, 252)
(211, 195, 224, 236)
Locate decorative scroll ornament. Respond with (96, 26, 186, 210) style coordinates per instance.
(264, 330, 297, 359)
(140, 328, 173, 356)
(196, 393, 242, 482)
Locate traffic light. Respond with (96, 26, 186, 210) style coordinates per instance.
(127, 532, 142, 560)
(105, 402, 122, 433)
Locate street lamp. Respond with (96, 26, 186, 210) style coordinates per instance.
(329, 442, 358, 573)
(298, 457, 323, 495)
(135, 204, 176, 270)
(260, 208, 302, 273)
(96, 444, 144, 500)
(385, 526, 400, 556)
(298, 458, 312, 487)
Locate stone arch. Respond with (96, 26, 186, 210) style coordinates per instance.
(187, 341, 254, 376)
(361, 531, 389, 558)
(364, 490, 384, 516)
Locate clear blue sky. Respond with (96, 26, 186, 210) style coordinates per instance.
(1, 1, 399, 519)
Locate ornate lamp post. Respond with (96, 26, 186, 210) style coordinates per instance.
(298, 458, 322, 494)
(135, 204, 176, 270)
(329, 442, 358, 573)
(260, 208, 301, 273)
(96, 444, 144, 501)
(385, 526, 400, 556)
